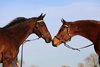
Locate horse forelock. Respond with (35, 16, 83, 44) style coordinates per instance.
(3, 17, 27, 29)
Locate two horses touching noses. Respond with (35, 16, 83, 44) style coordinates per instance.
(0, 13, 100, 67)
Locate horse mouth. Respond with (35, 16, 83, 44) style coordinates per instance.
(52, 40, 59, 47)
(52, 43, 57, 47)
(45, 38, 52, 43)
(52, 38, 62, 47)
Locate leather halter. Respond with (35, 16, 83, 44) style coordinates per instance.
(55, 24, 72, 43)
(37, 20, 44, 23)
(34, 20, 44, 38)
(55, 24, 93, 51)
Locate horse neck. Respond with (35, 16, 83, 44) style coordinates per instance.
(73, 21, 100, 43)
(5, 22, 36, 46)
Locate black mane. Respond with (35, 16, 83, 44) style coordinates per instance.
(3, 17, 27, 29)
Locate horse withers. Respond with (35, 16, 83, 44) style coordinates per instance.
(52, 19, 100, 65)
(0, 13, 52, 67)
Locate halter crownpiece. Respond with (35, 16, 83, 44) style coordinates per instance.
(64, 25, 69, 27)
(37, 20, 44, 22)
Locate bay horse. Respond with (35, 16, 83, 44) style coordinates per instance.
(0, 14, 52, 67)
(52, 19, 100, 65)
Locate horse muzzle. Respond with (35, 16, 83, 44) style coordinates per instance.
(52, 38, 62, 47)
(45, 38, 52, 43)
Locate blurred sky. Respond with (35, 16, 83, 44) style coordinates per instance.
(0, 0, 100, 67)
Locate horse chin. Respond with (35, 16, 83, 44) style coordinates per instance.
(52, 42, 60, 47)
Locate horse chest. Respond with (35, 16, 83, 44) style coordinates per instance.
(0, 39, 19, 60)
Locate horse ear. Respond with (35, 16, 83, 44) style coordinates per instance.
(39, 13, 43, 17)
(42, 14, 46, 18)
(38, 13, 46, 20)
(61, 18, 66, 24)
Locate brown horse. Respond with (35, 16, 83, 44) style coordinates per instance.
(52, 19, 100, 64)
(0, 14, 52, 67)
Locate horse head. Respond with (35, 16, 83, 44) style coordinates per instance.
(52, 19, 78, 47)
(33, 13, 52, 43)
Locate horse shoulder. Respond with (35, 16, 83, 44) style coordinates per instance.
(0, 29, 18, 50)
